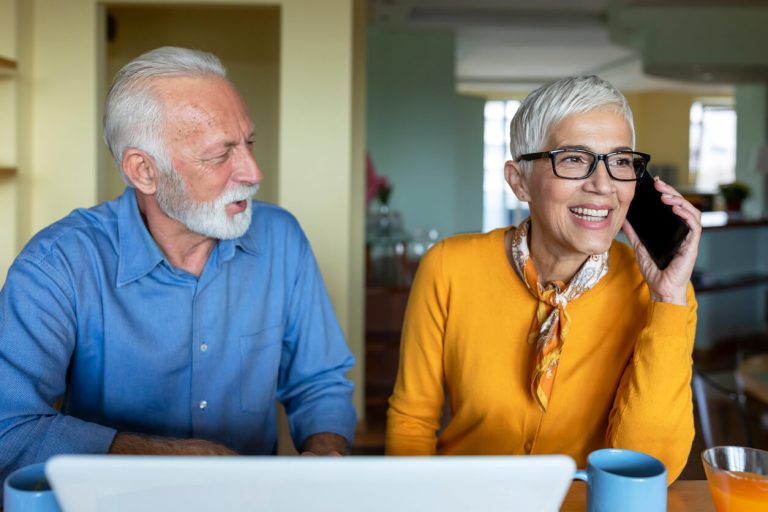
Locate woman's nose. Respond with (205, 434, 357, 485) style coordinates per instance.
(586, 159, 614, 193)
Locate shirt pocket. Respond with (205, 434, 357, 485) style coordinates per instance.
(239, 326, 283, 414)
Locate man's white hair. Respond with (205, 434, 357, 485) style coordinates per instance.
(103, 46, 227, 184)
(509, 75, 635, 174)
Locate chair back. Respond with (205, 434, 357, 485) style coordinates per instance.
(692, 366, 752, 449)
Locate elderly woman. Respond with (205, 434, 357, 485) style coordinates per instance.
(386, 75, 700, 483)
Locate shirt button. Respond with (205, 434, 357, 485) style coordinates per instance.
(200, 343, 209, 352)
(524, 442, 532, 452)
(199, 400, 208, 411)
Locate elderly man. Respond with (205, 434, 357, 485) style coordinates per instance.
(0, 47, 356, 481)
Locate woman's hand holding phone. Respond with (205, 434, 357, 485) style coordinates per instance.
(623, 176, 702, 306)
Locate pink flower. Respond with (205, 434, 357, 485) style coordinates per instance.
(366, 155, 393, 206)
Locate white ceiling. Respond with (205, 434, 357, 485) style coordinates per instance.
(369, 0, 734, 95)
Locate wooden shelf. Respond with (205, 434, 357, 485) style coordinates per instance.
(0, 56, 17, 76)
(0, 167, 17, 177)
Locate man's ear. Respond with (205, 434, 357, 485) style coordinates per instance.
(122, 149, 158, 195)
(504, 160, 531, 202)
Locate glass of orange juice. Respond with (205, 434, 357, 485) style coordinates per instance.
(702, 446, 768, 512)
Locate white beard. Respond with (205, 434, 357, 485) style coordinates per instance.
(154, 169, 260, 240)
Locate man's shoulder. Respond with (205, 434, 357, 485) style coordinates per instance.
(250, 201, 299, 225)
(246, 201, 305, 240)
(18, 200, 119, 266)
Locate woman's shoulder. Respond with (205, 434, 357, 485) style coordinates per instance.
(607, 239, 646, 287)
(609, 238, 636, 264)
(414, 228, 511, 290)
(439, 228, 506, 251)
(428, 228, 506, 263)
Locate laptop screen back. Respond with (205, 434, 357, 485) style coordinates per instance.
(46, 454, 576, 512)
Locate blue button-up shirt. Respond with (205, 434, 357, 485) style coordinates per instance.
(0, 188, 356, 480)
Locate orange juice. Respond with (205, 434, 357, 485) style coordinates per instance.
(704, 467, 768, 512)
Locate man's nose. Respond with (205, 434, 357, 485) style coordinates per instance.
(234, 146, 263, 185)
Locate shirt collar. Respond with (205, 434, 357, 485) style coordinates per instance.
(115, 189, 261, 286)
(230, 216, 260, 257)
(116, 188, 167, 287)
(218, 201, 262, 259)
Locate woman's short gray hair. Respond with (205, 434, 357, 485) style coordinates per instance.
(104, 46, 227, 184)
(509, 75, 635, 173)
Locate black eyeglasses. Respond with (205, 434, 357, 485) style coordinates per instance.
(518, 148, 651, 181)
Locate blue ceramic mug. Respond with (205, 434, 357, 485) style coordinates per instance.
(574, 448, 667, 512)
(3, 462, 62, 512)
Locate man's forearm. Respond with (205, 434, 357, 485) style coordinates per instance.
(109, 432, 238, 455)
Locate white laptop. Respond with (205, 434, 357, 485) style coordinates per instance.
(46, 454, 575, 512)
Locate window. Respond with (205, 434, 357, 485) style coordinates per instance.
(483, 100, 528, 232)
(690, 101, 736, 191)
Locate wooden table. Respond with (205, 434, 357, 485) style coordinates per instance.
(737, 354, 768, 404)
(560, 480, 714, 511)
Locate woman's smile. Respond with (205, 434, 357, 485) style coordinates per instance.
(569, 206, 610, 222)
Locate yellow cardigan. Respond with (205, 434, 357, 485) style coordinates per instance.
(386, 228, 697, 483)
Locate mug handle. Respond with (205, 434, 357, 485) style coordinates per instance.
(573, 470, 588, 482)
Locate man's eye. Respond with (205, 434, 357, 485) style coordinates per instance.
(211, 150, 231, 162)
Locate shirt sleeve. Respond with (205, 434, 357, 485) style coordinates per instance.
(385, 243, 447, 455)
(606, 283, 697, 484)
(277, 230, 357, 450)
(0, 257, 117, 485)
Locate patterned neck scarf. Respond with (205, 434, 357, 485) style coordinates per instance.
(509, 219, 609, 411)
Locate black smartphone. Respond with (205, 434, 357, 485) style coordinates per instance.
(625, 172, 690, 270)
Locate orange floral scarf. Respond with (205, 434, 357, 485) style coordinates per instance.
(509, 219, 609, 411)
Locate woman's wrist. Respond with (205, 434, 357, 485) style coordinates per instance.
(650, 289, 687, 306)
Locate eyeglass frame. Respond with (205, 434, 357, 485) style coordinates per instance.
(517, 148, 651, 181)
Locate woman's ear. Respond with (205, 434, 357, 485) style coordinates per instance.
(122, 149, 158, 195)
(505, 160, 531, 202)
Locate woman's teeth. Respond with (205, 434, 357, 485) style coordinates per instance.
(570, 207, 608, 221)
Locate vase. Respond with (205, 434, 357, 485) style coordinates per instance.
(725, 199, 742, 213)
(366, 203, 409, 287)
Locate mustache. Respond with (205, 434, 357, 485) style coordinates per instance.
(215, 184, 260, 205)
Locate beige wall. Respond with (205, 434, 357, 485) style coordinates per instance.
(9, 0, 365, 418)
(349, 0, 367, 421)
(626, 91, 697, 187)
(0, 0, 17, 285)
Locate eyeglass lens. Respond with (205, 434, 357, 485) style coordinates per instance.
(553, 150, 646, 180)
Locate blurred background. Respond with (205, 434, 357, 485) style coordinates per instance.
(1, 0, 767, 467)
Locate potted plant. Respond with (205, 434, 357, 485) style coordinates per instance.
(718, 181, 751, 213)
